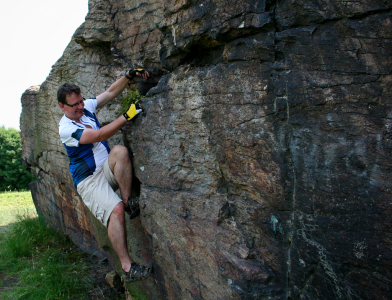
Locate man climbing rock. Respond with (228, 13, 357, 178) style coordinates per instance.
(57, 69, 152, 282)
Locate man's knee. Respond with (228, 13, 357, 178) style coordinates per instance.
(109, 145, 131, 166)
(108, 202, 125, 225)
(111, 145, 129, 158)
(113, 201, 125, 215)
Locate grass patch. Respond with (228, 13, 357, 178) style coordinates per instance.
(0, 213, 92, 299)
(0, 191, 37, 226)
(0, 192, 125, 299)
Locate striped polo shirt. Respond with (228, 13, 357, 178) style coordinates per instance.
(59, 98, 110, 187)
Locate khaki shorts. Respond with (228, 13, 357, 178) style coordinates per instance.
(77, 158, 121, 227)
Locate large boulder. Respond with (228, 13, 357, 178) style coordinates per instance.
(21, 0, 392, 299)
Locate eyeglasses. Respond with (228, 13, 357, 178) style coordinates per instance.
(64, 97, 86, 107)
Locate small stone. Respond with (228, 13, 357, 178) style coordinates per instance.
(105, 270, 121, 290)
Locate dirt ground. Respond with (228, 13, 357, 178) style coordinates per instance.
(79, 250, 126, 300)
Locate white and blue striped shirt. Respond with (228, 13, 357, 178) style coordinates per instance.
(59, 98, 110, 187)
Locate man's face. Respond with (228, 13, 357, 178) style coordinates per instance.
(59, 92, 85, 121)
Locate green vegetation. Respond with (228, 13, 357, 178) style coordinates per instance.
(0, 213, 91, 299)
(126, 284, 149, 300)
(0, 191, 124, 299)
(0, 191, 36, 226)
(118, 90, 144, 116)
(0, 126, 36, 191)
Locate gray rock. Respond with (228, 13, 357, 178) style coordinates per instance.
(21, 0, 392, 299)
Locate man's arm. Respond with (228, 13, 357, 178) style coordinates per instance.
(78, 103, 142, 144)
(95, 75, 130, 109)
(79, 115, 127, 144)
(96, 69, 149, 108)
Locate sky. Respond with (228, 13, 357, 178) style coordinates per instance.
(0, 0, 88, 130)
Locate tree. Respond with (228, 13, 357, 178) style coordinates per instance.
(0, 126, 36, 191)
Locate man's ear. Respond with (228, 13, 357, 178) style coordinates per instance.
(59, 102, 66, 112)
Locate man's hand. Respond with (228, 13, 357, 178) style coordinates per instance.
(128, 69, 150, 79)
(123, 103, 143, 121)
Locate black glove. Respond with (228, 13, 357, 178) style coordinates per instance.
(129, 68, 147, 77)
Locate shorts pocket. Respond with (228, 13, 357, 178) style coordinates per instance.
(91, 201, 106, 224)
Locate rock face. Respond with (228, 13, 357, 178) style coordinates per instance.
(21, 0, 392, 299)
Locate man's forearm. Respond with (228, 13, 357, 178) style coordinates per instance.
(96, 74, 130, 108)
(106, 75, 129, 98)
(96, 69, 149, 108)
(79, 115, 127, 144)
(96, 115, 128, 142)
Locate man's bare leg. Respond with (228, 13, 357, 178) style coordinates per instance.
(108, 145, 132, 202)
(107, 145, 134, 272)
(107, 202, 132, 272)
(106, 145, 149, 276)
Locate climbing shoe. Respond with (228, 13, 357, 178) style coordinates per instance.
(124, 197, 140, 220)
(122, 262, 153, 283)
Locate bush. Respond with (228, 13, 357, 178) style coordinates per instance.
(0, 126, 36, 191)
